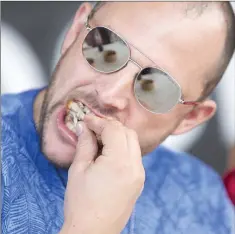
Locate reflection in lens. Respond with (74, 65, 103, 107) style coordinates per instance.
(134, 68, 181, 113)
(82, 27, 130, 73)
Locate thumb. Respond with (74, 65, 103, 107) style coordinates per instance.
(72, 122, 98, 171)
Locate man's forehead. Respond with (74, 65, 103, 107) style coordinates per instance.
(92, 2, 188, 65)
(90, 2, 225, 99)
(93, 2, 193, 28)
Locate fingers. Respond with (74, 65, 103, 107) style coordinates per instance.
(84, 115, 145, 187)
(84, 115, 142, 163)
(84, 115, 127, 157)
(72, 122, 98, 171)
(84, 115, 122, 135)
(126, 129, 142, 162)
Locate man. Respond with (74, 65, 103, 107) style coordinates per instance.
(1, 2, 235, 234)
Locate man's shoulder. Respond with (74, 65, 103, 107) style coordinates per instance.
(144, 146, 231, 205)
(1, 89, 42, 158)
(138, 146, 235, 234)
(1, 89, 40, 117)
(149, 145, 222, 184)
(2, 88, 41, 131)
(1, 90, 64, 234)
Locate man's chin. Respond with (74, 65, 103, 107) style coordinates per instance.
(41, 138, 76, 169)
(39, 105, 79, 168)
(43, 147, 75, 169)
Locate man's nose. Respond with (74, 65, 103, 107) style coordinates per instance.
(95, 65, 138, 110)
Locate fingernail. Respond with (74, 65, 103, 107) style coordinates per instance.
(76, 123, 83, 136)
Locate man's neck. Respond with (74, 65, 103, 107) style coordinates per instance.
(33, 89, 46, 131)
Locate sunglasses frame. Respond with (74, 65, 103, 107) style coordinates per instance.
(82, 26, 132, 74)
(83, 9, 200, 114)
(133, 68, 183, 114)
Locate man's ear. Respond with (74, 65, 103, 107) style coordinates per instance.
(172, 99, 217, 135)
(61, 2, 93, 55)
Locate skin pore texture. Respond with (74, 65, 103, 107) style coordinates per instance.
(34, 2, 228, 168)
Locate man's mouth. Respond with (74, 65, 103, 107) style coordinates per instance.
(56, 99, 105, 147)
(65, 100, 93, 134)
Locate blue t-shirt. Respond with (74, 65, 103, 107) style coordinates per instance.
(1, 89, 235, 234)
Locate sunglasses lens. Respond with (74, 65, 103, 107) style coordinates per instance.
(134, 68, 181, 113)
(82, 27, 130, 73)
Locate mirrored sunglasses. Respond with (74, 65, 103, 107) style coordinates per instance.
(82, 26, 199, 114)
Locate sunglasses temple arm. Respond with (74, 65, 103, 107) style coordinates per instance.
(179, 99, 200, 106)
(129, 58, 143, 69)
(85, 17, 93, 31)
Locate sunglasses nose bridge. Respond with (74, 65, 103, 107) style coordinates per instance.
(128, 58, 143, 70)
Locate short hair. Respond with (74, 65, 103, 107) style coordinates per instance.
(88, 2, 105, 21)
(190, 2, 235, 100)
(90, 2, 235, 100)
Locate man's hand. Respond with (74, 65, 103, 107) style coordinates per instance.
(60, 115, 145, 234)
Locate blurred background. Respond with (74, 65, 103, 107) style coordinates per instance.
(1, 2, 235, 175)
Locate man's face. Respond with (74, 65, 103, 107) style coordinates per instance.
(38, 2, 223, 167)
